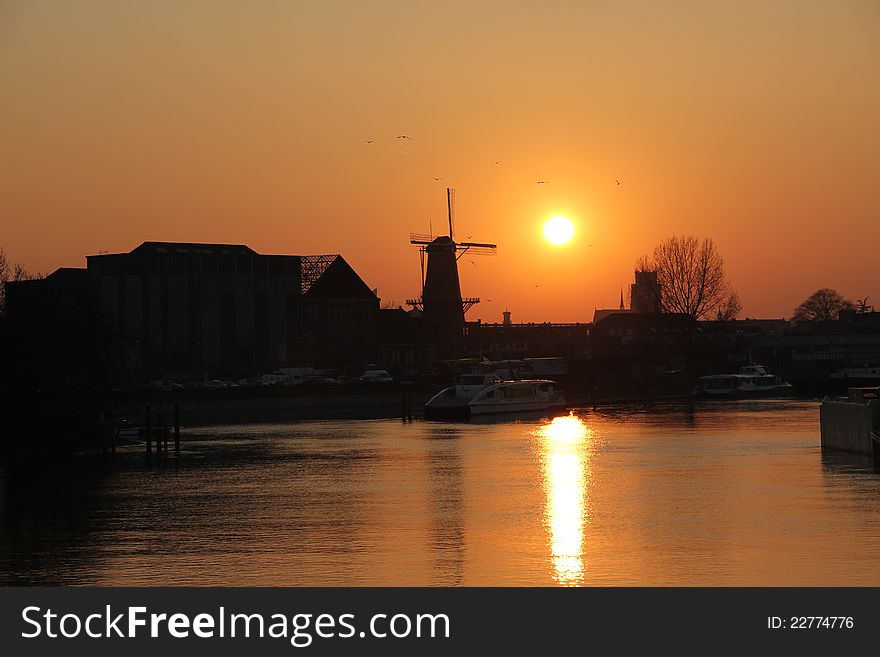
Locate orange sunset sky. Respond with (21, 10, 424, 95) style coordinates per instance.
(1, 1, 878, 323)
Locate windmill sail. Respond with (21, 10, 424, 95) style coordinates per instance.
(407, 188, 496, 324)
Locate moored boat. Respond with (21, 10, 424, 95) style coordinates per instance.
(692, 365, 793, 398)
(424, 374, 567, 420)
(830, 365, 880, 387)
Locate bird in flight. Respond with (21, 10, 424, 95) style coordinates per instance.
(433, 177, 442, 181)
(365, 139, 374, 143)
(616, 179, 621, 185)
(587, 243, 593, 247)
(537, 181, 547, 184)
(397, 135, 412, 140)
(493, 160, 502, 165)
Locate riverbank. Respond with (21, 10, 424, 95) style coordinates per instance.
(3, 380, 827, 463)
(129, 383, 694, 428)
(125, 384, 437, 426)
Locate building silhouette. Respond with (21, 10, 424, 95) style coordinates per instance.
(6, 251, 880, 401)
(630, 270, 662, 313)
(6, 242, 379, 384)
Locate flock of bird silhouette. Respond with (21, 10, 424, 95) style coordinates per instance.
(363, 133, 618, 299)
(364, 134, 623, 188)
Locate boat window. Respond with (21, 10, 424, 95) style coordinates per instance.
(504, 386, 533, 399)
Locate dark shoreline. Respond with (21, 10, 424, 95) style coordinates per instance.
(1, 380, 832, 465)
(127, 386, 823, 428)
(129, 387, 437, 426)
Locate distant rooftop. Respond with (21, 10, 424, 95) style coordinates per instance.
(131, 241, 259, 256)
(592, 308, 632, 324)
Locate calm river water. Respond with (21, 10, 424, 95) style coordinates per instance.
(2, 400, 879, 586)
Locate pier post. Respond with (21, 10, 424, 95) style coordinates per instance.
(401, 383, 414, 421)
(158, 406, 166, 451)
(99, 410, 107, 455)
(174, 400, 180, 453)
(145, 404, 152, 454)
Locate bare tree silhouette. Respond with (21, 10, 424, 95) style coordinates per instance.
(716, 291, 743, 321)
(0, 247, 39, 315)
(636, 235, 740, 320)
(793, 288, 854, 321)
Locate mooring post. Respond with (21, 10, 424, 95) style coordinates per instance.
(402, 383, 413, 421)
(145, 404, 152, 454)
(99, 410, 106, 455)
(174, 400, 180, 452)
(158, 406, 166, 451)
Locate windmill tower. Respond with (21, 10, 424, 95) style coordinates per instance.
(407, 188, 496, 327)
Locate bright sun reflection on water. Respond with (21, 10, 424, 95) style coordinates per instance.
(535, 413, 591, 586)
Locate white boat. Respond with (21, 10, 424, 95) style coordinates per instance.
(692, 365, 793, 398)
(424, 374, 567, 420)
(488, 357, 568, 380)
(830, 366, 880, 385)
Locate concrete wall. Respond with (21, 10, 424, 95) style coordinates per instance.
(819, 398, 879, 455)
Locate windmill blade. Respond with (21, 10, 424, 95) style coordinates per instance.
(457, 243, 497, 257)
(447, 187, 455, 239)
(456, 243, 497, 259)
(410, 232, 433, 242)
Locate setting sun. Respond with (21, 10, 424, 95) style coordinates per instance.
(544, 216, 574, 245)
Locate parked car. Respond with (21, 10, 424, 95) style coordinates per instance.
(145, 380, 184, 391)
(202, 380, 228, 389)
(361, 369, 394, 384)
(304, 374, 342, 385)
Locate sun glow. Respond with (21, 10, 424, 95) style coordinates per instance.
(544, 216, 574, 245)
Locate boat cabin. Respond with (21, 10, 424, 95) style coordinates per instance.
(454, 374, 503, 400)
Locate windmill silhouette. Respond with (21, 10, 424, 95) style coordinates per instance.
(407, 188, 496, 326)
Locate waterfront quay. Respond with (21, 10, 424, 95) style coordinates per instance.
(820, 387, 880, 457)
